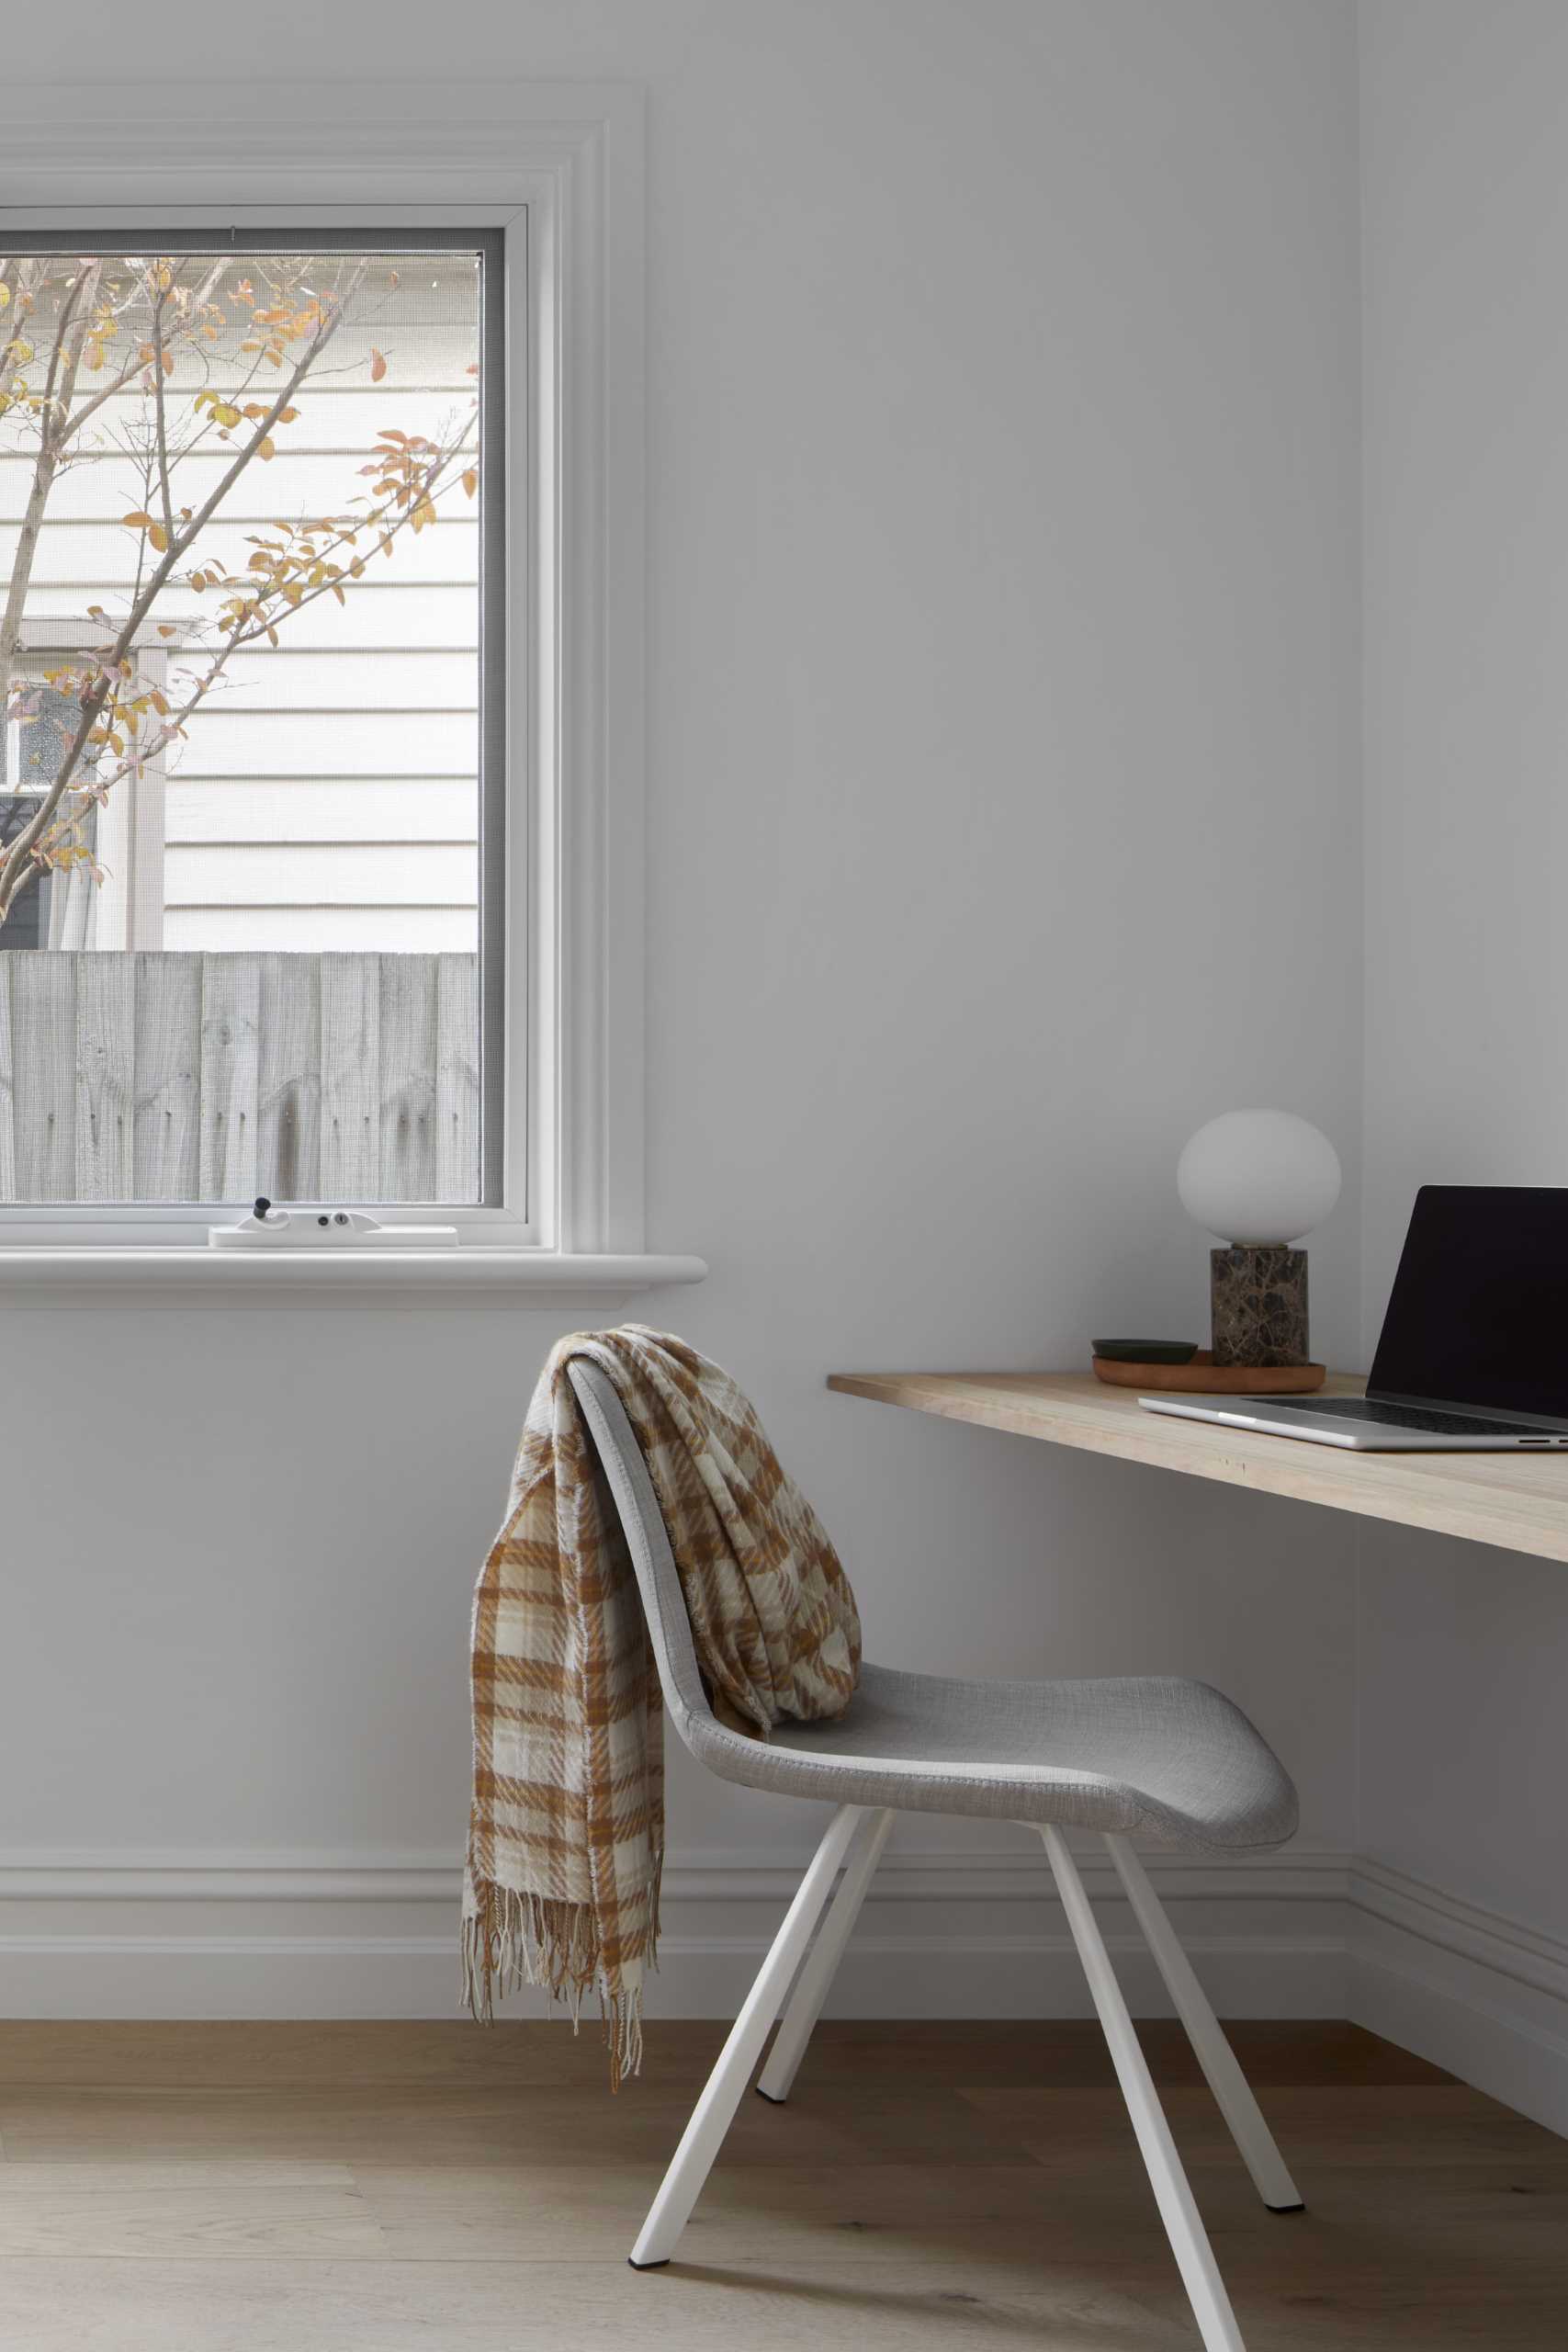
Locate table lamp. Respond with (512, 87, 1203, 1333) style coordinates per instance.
(1177, 1110, 1341, 1367)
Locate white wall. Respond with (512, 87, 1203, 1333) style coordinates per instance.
(0, 0, 1366, 2016)
(1356, 0, 1568, 2127)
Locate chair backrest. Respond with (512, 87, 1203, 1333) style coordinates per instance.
(566, 1358, 719, 1751)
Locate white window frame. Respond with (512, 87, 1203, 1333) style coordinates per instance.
(9, 619, 173, 950)
(0, 83, 686, 1299)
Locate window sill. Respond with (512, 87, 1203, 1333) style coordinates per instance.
(0, 1248, 708, 1310)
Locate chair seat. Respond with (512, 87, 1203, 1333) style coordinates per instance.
(692, 1663, 1298, 1852)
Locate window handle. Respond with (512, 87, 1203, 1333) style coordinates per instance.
(209, 1204, 457, 1250)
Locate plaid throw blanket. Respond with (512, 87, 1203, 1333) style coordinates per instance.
(463, 1325, 861, 2082)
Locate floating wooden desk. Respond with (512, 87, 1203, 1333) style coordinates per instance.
(827, 1369, 1568, 1567)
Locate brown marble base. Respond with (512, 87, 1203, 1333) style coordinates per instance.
(1210, 1246, 1310, 1367)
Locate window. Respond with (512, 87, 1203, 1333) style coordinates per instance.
(0, 232, 503, 1209)
(0, 90, 656, 1277)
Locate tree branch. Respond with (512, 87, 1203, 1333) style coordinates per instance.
(0, 263, 98, 683)
(150, 290, 175, 542)
(67, 424, 476, 828)
(0, 287, 353, 914)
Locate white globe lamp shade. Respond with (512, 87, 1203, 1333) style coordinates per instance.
(1177, 1111, 1341, 1248)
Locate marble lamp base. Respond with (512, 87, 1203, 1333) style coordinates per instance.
(1210, 1246, 1310, 1368)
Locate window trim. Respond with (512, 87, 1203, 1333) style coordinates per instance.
(11, 621, 178, 951)
(0, 81, 651, 1263)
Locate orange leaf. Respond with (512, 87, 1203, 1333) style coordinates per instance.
(149, 523, 169, 553)
(255, 435, 276, 460)
(369, 348, 387, 383)
(122, 510, 154, 528)
(157, 624, 177, 638)
(462, 469, 478, 499)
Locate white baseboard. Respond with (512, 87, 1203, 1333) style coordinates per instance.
(5, 1838, 1563, 2140)
(0, 1840, 1349, 2020)
(1348, 1857, 1568, 2137)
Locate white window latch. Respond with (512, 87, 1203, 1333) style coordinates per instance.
(209, 1197, 459, 1250)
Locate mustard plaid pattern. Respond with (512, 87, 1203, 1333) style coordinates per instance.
(463, 1326, 861, 2082)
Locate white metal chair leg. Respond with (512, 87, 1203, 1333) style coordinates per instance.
(629, 1804, 863, 2269)
(1105, 1834, 1304, 2213)
(1041, 1825, 1247, 2352)
(757, 1806, 895, 2103)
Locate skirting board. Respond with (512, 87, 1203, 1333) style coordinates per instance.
(0, 1840, 1348, 2021)
(5, 1838, 1567, 2143)
(1348, 1857, 1568, 2140)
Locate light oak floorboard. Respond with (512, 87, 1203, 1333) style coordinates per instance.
(0, 2021, 1561, 2349)
(0, 2257, 1190, 2352)
(0, 2086, 1025, 2172)
(0, 2018, 1450, 2089)
(0, 2187, 384, 2262)
(965, 2082, 1564, 2166)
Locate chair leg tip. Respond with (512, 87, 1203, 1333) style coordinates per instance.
(1267, 2200, 1307, 2214)
(627, 2256, 671, 2270)
(754, 2085, 786, 2105)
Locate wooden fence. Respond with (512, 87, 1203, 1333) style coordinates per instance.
(0, 952, 480, 1204)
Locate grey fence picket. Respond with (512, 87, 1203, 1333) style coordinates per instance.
(198, 956, 262, 1204)
(10, 954, 77, 1201)
(257, 954, 322, 1204)
(0, 961, 16, 1204)
(0, 951, 479, 1206)
(378, 954, 439, 1203)
(133, 953, 202, 1201)
(435, 952, 480, 1205)
(74, 952, 135, 1201)
(319, 954, 382, 1199)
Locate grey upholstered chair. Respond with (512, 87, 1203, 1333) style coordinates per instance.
(569, 1360, 1303, 2352)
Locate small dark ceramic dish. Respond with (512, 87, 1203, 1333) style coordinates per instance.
(1090, 1339, 1200, 1365)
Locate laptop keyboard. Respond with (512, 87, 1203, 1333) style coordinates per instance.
(1261, 1397, 1555, 1438)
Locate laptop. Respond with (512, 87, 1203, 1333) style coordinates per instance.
(1141, 1185, 1568, 1450)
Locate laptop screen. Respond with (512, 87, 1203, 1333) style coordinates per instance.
(1371, 1186, 1568, 1419)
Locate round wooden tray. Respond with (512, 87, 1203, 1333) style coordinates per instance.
(1092, 1351, 1325, 1395)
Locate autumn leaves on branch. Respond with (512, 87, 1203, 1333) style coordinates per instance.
(0, 251, 479, 922)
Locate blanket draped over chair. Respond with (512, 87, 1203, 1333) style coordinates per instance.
(464, 1325, 862, 2083)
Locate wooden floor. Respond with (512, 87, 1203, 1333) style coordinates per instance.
(0, 2018, 1561, 2347)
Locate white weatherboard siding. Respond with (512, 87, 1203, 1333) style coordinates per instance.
(164, 840, 477, 903)
(175, 709, 478, 775)
(14, 583, 478, 647)
(165, 777, 476, 842)
(0, 254, 481, 953)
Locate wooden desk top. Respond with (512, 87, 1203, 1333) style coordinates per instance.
(826, 1369, 1568, 1566)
